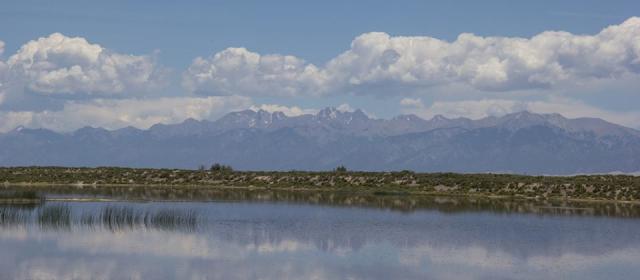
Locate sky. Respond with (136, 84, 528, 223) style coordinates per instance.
(1, 0, 639, 131)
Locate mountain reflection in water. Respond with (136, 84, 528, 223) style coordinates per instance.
(0, 195, 640, 279)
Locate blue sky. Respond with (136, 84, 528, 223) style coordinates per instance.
(1, 1, 639, 131)
(3, 0, 637, 66)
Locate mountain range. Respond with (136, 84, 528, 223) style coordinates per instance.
(2, 107, 640, 175)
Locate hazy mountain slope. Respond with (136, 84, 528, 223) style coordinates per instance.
(1, 108, 639, 174)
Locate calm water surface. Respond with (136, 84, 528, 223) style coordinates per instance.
(1, 192, 639, 280)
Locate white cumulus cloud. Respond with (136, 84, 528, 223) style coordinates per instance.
(399, 98, 424, 108)
(184, 17, 640, 97)
(183, 47, 328, 97)
(5, 33, 167, 97)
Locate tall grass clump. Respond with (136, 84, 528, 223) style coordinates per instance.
(37, 205, 71, 230)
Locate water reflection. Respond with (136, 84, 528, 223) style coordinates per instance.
(1, 204, 198, 232)
(1, 200, 640, 279)
(2, 186, 640, 217)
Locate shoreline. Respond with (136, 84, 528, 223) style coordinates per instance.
(1, 166, 639, 204)
(2, 181, 639, 205)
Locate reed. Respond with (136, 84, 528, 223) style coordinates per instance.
(37, 205, 71, 230)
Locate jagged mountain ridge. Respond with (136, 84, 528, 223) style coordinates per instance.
(147, 108, 640, 138)
(1, 108, 639, 174)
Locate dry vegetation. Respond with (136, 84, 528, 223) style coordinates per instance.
(1, 166, 639, 202)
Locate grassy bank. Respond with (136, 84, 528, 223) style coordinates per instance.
(1, 166, 639, 202)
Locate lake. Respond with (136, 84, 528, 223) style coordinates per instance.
(1, 189, 639, 280)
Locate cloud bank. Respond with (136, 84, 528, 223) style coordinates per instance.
(0, 96, 251, 132)
(1, 17, 640, 132)
(183, 47, 328, 97)
(5, 33, 167, 97)
(399, 97, 640, 129)
(185, 17, 640, 96)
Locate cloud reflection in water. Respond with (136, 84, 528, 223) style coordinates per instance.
(0, 201, 639, 280)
